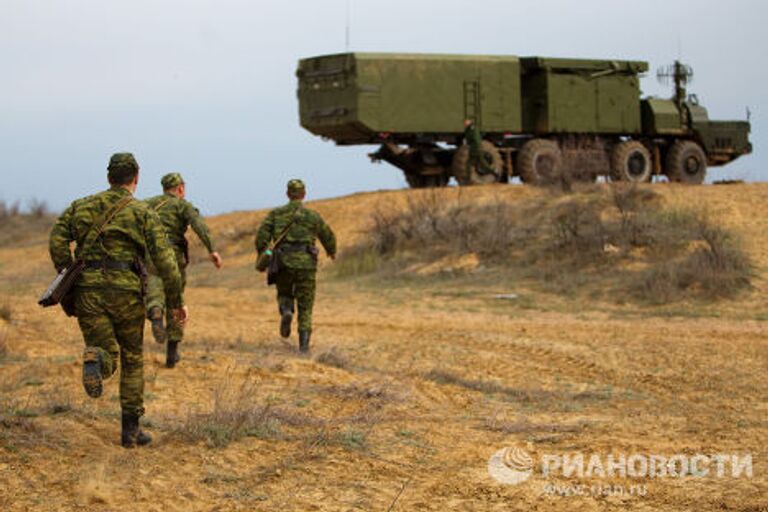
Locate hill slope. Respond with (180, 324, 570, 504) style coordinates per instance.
(1, 183, 767, 511)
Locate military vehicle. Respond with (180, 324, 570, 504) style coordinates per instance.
(297, 53, 751, 187)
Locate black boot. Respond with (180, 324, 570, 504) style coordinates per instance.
(82, 347, 103, 398)
(299, 330, 311, 354)
(279, 301, 293, 338)
(148, 307, 166, 344)
(166, 341, 180, 368)
(121, 413, 152, 448)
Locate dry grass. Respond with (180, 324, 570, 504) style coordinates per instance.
(314, 347, 351, 370)
(0, 200, 55, 246)
(631, 217, 753, 303)
(317, 382, 394, 402)
(1, 184, 767, 511)
(0, 200, 22, 218)
(483, 414, 589, 435)
(173, 377, 285, 447)
(424, 369, 612, 409)
(339, 184, 753, 303)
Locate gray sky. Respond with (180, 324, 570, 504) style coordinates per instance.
(1, 0, 764, 214)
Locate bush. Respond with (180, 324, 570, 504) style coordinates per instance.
(174, 378, 282, 448)
(339, 184, 753, 304)
(632, 219, 752, 303)
(315, 347, 350, 370)
(0, 200, 21, 220)
(0, 199, 55, 245)
(27, 199, 49, 218)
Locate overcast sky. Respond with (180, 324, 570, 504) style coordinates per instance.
(1, 0, 765, 214)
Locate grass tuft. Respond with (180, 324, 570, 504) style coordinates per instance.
(315, 347, 351, 370)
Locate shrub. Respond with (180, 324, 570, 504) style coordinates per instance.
(339, 184, 753, 304)
(174, 378, 282, 448)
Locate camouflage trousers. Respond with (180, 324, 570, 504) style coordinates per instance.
(275, 268, 316, 332)
(146, 264, 187, 343)
(468, 150, 496, 175)
(75, 288, 146, 417)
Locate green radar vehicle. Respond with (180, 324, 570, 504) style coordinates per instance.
(297, 53, 751, 187)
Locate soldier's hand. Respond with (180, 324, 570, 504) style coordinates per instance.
(210, 252, 223, 269)
(172, 306, 189, 326)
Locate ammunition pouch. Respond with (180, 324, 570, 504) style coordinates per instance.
(265, 243, 315, 285)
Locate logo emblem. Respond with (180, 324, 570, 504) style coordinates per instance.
(488, 446, 534, 485)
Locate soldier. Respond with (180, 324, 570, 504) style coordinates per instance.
(463, 118, 497, 177)
(144, 172, 222, 368)
(48, 153, 186, 448)
(256, 179, 336, 353)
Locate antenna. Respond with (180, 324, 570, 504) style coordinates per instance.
(345, 0, 351, 51)
(657, 60, 694, 104)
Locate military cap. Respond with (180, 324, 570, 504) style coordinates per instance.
(287, 179, 306, 196)
(161, 172, 184, 190)
(107, 152, 139, 182)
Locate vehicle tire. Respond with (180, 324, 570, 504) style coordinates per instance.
(451, 141, 503, 185)
(665, 140, 707, 184)
(517, 139, 563, 186)
(404, 171, 449, 188)
(610, 140, 653, 182)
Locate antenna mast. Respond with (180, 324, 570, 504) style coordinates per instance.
(345, 0, 351, 51)
(657, 60, 694, 125)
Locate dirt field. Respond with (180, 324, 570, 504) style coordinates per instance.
(1, 183, 766, 511)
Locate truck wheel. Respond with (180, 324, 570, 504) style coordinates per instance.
(517, 139, 562, 186)
(666, 141, 707, 184)
(610, 141, 652, 182)
(451, 141, 503, 185)
(404, 172, 449, 188)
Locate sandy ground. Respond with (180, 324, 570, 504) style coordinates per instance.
(1, 183, 766, 511)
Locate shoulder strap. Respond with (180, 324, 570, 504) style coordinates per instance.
(79, 195, 134, 257)
(269, 206, 303, 250)
(152, 197, 172, 212)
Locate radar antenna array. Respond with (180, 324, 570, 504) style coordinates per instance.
(657, 60, 694, 105)
(656, 61, 694, 87)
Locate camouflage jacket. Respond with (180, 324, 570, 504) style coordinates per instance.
(255, 200, 336, 270)
(144, 193, 216, 257)
(464, 123, 484, 158)
(49, 186, 184, 308)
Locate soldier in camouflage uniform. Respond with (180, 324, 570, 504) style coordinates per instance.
(463, 118, 496, 176)
(49, 153, 186, 448)
(256, 179, 336, 353)
(144, 172, 222, 368)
